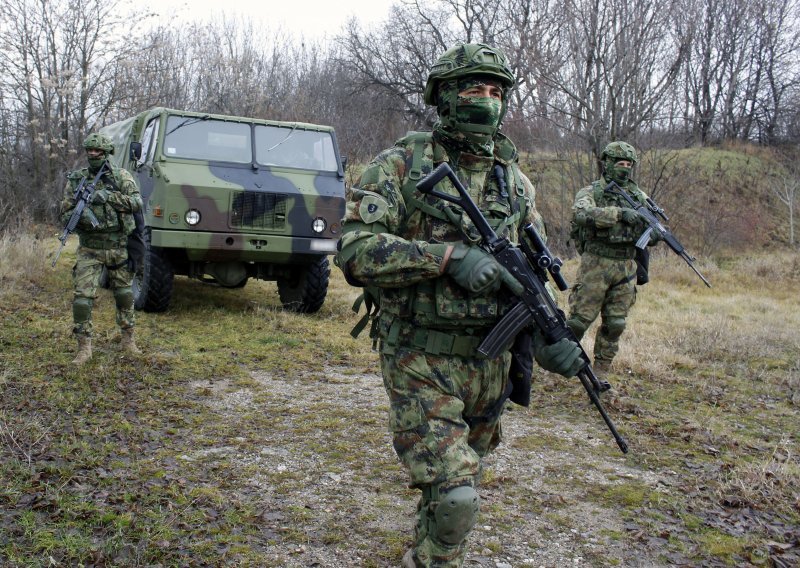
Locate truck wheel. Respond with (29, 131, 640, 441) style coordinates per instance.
(133, 230, 174, 312)
(277, 257, 330, 314)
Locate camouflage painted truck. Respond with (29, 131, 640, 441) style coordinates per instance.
(100, 107, 346, 313)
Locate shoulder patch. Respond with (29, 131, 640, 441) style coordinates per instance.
(359, 193, 389, 224)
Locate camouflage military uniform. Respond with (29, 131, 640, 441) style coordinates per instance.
(337, 44, 583, 568)
(60, 133, 143, 362)
(567, 142, 651, 370)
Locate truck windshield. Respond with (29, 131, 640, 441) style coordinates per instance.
(163, 116, 252, 163)
(255, 125, 339, 172)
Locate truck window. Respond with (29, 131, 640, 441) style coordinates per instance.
(163, 116, 252, 163)
(138, 118, 160, 167)
(255, 125, 338, 172)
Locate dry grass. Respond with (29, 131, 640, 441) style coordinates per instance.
(0, 228, 53, 288)
(1, 228, 798, 566)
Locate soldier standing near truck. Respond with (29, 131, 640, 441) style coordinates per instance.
(60, 133, 144, 365)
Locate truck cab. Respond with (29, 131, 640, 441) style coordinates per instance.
(101, 107, 346, 313)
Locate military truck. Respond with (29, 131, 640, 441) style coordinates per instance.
(100, 107, 346, 313)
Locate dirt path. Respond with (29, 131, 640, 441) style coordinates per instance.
(187, 364, 676, 567)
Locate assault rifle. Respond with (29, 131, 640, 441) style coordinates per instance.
(417, 163, 629, 454)
(52, 162, 107, 267)
(604, 182, 711, 287)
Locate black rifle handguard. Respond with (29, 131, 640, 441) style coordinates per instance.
(604, 182, 711, 287)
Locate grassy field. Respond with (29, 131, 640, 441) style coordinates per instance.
(0, 228, 798, 567)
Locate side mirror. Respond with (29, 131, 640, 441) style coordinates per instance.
(129, 141, 143, 161)
(341, 155, 348, 170)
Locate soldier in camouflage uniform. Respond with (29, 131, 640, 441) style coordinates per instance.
(566, 141, 660, 375)
(60, 133, 144, 365)
(336, 43, 584, 568)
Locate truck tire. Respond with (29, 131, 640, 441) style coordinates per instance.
(277, 256, 330, 314)
(133, 229, 174, 312)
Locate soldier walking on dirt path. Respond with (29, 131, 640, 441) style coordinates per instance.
(566, 141, 662, 379)
(59, 133, 144, 365)
(336, 43, 584, 567)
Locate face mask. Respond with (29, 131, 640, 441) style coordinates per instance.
(87, 154, 106, 172)
(606, 160, 632, 183)
(612, 165, 631, 182)
(455, 96, 502, 129)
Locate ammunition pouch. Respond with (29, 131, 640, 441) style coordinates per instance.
(380, 317, 487, 358)
(507, 330, 533, 407)
(634, 247, 650, 285)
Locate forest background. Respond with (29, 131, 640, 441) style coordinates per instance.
(1, 0, 799, 253)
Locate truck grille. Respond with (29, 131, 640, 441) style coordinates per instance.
(230, 192, 288, 230)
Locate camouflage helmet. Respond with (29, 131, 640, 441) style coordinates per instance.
(83, 132, 114, 155)
(423, 43, 515, 106)
(601, 141, 638, 164)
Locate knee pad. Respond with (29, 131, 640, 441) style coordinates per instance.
(73, 296, 93, 323)
(566, 316, 591, 341)
(113, 286, 134, 310)
(431, 485, 480, 546)
(600, 317, 626, 341)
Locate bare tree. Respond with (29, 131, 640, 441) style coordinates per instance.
(0, 0, 129, 223)
(770, 149, 800, 245)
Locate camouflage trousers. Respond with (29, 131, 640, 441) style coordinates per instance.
(567, 252, 637, 364)
(380, 343, 511, 567)
(72, 245, 135, 338)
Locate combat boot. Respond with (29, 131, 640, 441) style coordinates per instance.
(120, 329, 142, 355)
(72, 336, 92, 365)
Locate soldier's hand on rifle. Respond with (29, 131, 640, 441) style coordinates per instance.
(533, 332, 584, 377)
(91, 189, 110, 204)
(648, 229, 664, 244)
(619, 208, 642, 225)
(443, 243, 524, 295)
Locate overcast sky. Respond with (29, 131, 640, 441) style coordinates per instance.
(145, 0, 397, 41)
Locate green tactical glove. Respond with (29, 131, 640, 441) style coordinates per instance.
(619, 208, 641, 225)
(533, 332, 585, 377)
(648, 228, 664, 244)
(91, 189, 110, 204)
(443, 243, 524, 295)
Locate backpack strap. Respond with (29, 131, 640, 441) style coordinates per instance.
(349, 286, 381, 343)
(593, 179, 604, 204)
(398, 132, 450, 222)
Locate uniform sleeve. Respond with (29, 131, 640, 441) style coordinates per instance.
(518, 170, 545, 237)
(336, 147, 446, 288)
(106, 169, 143, 213)
(572, 184, 621, 229)
(59, 179, 75, 222)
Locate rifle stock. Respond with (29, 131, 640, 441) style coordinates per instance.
(417, 163, 629, 454)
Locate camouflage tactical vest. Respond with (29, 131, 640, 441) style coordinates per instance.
(68, 166, 136, 241)
(376, 131, 530, 330)
(570, 179, 647, 257)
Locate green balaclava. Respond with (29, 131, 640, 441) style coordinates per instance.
(436, 76, 505, 152)
(601, 141, 638, 184)
(605, 159, 632, 183)
(424, 43, 515, 156)
(83, 133, 114, 173)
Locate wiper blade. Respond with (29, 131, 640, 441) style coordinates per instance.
(165, 114, 210, 136)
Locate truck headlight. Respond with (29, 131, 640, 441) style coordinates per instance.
(311, 217, 327, 234)
(185, 209, 201, 226)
